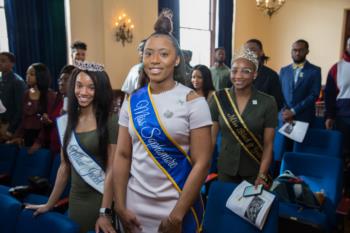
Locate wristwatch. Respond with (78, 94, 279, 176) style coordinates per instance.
(99, 208, 112, 216)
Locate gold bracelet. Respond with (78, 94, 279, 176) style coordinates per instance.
(258, 173, 269, 183)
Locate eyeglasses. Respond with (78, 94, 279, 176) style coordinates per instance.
(231, 68, 254, 75)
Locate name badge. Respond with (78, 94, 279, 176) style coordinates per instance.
(252, 100, 258, 105)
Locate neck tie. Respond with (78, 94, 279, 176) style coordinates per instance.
(294, 68, 301, 84)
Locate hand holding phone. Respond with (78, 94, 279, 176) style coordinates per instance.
(243, 184, 263, 197)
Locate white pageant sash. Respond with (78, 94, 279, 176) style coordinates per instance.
(56, 115, 105, 194)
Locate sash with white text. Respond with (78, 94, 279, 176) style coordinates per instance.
(129, 85, 203, 233)
(213, 89, 263, 165)
(56, 114, 105, 194)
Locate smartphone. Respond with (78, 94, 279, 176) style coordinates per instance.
(243, 184, 263, 197)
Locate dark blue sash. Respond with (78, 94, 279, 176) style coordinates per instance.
(129, 85, 203, 232)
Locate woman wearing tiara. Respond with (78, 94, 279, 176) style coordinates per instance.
(209, 48, 277, 187)
(113, 10, 212, 233)
(26, 60, 118, 233)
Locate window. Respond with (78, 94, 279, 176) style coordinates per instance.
(179, 0, 216, 67)
(0, 0, 9, 51)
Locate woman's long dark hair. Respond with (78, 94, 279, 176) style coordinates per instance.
(137, 9, 186, 90)
(31, 63, 51, 114)
(190, 64, 215, 98)
(62, 68, 113, 167)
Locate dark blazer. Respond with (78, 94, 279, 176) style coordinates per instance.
(254, 65, 284, 111)
(209, 88, 278, 179)
(279, 61, 321, 124)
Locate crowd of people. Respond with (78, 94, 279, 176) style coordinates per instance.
(0, 8, 349, 233)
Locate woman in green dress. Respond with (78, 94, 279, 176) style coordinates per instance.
(26, 61, 118, 233)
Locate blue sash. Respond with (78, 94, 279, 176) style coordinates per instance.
(129, 85, 203, 233)
(56, 114, 105, 194)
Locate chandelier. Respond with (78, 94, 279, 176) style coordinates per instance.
(115, 13, 134, 46)
(256, 0, 286, 17)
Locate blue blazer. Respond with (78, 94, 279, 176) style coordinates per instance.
(279, 61, 321, 124)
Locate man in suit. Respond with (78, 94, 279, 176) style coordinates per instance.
(245, 39, 284, 111)
(279, 39, 321, 125)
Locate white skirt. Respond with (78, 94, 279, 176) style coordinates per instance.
(125, 184, 178, 233)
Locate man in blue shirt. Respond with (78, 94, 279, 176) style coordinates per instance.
(0, 52, 26, 141)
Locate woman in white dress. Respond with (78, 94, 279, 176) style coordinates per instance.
(113, 10, 212, 233)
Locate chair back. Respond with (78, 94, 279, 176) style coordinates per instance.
(273, 131, 286, 162)
(203, 181, 278, 233)
(311, 116, 325, 129)
(280, 152, 343, 207)
(0, 193, 22, 233)
(15, 209, 79, 233)
(293, 129, 343, 158)
(11, 148, 51, 186)
(0, 143, 19, 175)
(49, 154, 70, 198)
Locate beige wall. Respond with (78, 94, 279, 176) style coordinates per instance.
(68, 0, 349, 86)
(68, 0, 157, 88)
(234, 0, 350, 83)
(69, 0, 105, 65)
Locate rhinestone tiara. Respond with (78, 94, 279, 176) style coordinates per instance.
(73, 60, 104, 72)
(233, 48, 259, 70)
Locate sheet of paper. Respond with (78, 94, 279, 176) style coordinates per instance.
(0, 99, 6, 113)
(226, 180, 275, 230)
(278, 120, 309, 143)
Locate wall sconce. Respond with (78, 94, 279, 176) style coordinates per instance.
(256, 0, 286, 18)
(115, 13, 134, 46)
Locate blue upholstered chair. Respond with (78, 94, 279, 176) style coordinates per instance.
(0, 148, 52, 196)
(203, 181, 279, 233)
(293, 128, 343, 158)
(11, 148, 51, 186)
(279, 152, 343, 232)
(311, 116, 325, 129)
(23, 154, 70, 205)
(270, 131, 286, 175)
(0, 193, 22, 233)
(0, 143, 19, 181)
(15, 209, 79, 233)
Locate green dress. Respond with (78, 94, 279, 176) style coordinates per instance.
(68, 116, 118, 233)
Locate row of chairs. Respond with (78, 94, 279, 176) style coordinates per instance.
(0, 145, 74, 232)
(0, 193, 79, 233)
(274, 128, 343, 232)
(1, 127, 343, 232)
(0, 145, 69, 202)
(0, 145, 52, 188)
(203, 128, 343, 233)
(279, 152, 343, 232)
(0, 145, 92, 233)
(273, 128, 343, 161)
